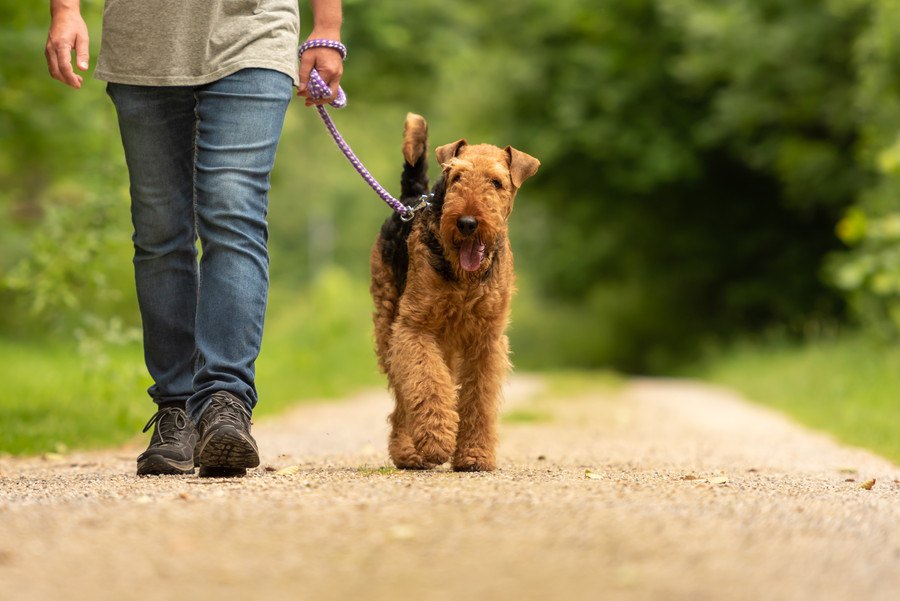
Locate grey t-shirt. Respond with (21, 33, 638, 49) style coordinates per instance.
(94, 0, 300, 86)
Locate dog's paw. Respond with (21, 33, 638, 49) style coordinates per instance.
(452, 453, 496, 472)
(389, 444, 434, 470)
(389, 441, 434, 470)
(414, 435, 454, 467)
(417, 448, 452, 467)
(392, 456, 434, 470)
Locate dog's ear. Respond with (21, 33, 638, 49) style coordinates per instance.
(436, 139, 467, 166)
(505, 146, 540, 189)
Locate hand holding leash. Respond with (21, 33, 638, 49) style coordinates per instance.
(298, 39, 347, 108)
(298, 40, 432, 221)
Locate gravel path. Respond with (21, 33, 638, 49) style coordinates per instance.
(1, 376, 899, 601)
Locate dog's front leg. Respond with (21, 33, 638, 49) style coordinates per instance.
(387, 326, 459, 468)
(452, 334, 510, 472)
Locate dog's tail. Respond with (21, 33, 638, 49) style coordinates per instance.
(400, 113, 429, 201)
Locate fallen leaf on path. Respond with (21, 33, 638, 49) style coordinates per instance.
(41, 453, 65, 462)
(859, 479, 876, 490)
(584, 469, 603, 480)
(274, 465, 300, 476)
(681, 475, 728, 484)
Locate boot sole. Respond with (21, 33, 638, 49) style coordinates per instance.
(198, 426, 259, 478)
(136, 454, 195, 476)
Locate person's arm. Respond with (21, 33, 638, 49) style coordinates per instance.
(46, 0, 90, 89)
(298, 0, 344, 106)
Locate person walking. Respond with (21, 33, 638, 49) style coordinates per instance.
(45, 0, 344, 477)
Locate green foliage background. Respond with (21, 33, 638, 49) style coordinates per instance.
(4, 0, 900, 452)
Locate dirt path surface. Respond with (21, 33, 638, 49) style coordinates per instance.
(2, 376, 899, 601)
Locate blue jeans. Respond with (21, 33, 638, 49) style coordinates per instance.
(107, 68, 293, 421)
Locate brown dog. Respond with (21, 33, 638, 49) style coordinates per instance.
(370, 113, 539, 471)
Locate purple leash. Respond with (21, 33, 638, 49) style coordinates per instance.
(299, 40, 431, 222)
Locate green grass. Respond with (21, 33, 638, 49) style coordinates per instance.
(693, 334, 900, 464)
(502, 408, 554, 424)
(540, 370, 624, 398)
(0, 339, 151, 455)
(501, 369, 623, 425)
(356, 465, 398, 476)
(255, 268, 382, 417)
(0, 267, 382, 455)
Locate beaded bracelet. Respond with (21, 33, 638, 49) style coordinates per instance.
(298, 39, 347, 61)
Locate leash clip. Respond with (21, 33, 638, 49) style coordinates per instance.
(401, 193, 433, 222)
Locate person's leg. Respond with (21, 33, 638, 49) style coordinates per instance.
(107, 83, 200, 405)
(106, 83, 200, 475)
(187, 68, 293, 421)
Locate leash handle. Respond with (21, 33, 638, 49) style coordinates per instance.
(298, 39, 347, 109)
(298, 39, 432, 221)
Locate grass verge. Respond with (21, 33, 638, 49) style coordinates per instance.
(502, 369, 623, 425)
(0, 339, 150, 455)
(0, 267, 382, 456)
(256, 268, 382, 417)
(693, 334, 900, 464)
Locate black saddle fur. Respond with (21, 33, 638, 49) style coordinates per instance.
(377, 154, 448, 295)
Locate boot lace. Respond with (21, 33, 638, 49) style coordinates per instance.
(207, 392, 252, 428)
(142, 406, 189, 443)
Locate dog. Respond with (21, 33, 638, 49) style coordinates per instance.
(369, 113, 540, 471)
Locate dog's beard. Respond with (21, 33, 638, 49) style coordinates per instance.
(459, 239, 486, 272)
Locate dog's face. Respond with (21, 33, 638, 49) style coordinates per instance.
(435, 141, 539, 274)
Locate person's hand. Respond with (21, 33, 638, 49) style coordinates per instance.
(298, 33, 344, 107)
(46, 7, 90, 89)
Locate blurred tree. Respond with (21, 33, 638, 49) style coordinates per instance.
(0, 0, 135, 337)
(830, 0, 900, 336)
(441, 0, 866, 370)
(1, 0, 894, 374)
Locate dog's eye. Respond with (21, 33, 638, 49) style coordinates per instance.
(450, 173, 462, 185)
(491, 178, 503, 190)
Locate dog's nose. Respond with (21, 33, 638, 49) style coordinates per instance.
(457, 216, 478, 236)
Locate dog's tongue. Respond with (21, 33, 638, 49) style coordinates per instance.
(460, 239, 486, 272)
